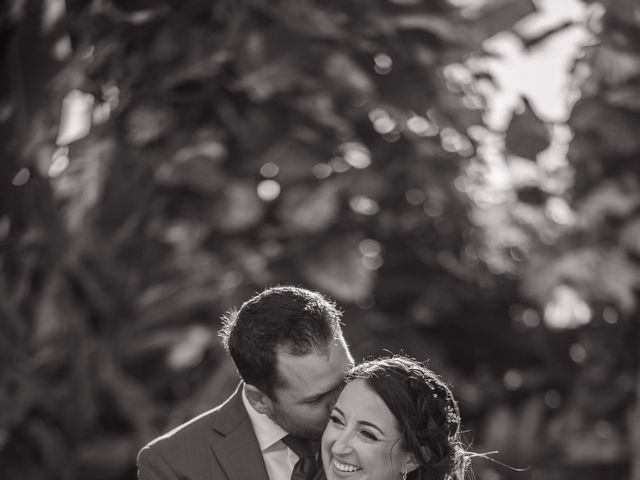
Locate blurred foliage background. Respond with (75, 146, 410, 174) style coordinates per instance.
(1, 0, 640, 479)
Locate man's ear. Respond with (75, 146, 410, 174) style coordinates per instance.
(244, 384, 275, 416)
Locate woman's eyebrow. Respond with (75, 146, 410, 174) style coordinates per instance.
(331, 406, 386, 436)
(357, 420, 385, 436)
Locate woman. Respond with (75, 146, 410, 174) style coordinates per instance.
(321, 355, 467, 480)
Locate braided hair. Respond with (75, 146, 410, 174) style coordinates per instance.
(345, 356, 467, 480)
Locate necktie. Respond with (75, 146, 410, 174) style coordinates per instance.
(281, 434, 319, 480)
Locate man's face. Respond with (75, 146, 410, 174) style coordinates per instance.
(268, 338, 354, 440)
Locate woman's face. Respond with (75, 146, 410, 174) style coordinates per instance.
(321, 379, 414, 480)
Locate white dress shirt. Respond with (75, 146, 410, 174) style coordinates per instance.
(242, 385, 301, 480)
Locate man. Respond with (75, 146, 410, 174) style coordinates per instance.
(137, 286, 354, 480)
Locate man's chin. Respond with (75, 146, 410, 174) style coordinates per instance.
(286, 426, 324, 440)
(269, 409, 326, 439)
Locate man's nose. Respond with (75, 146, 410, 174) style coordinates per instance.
(325, 390, 340, 411)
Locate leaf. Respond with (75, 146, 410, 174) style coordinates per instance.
(51, 135, 113, 234)
(391, 14, 464, 44)
(343, 170, 389, 199)
(135, 282, 222, 330)
(91, 0, 169, 25)
(166, 325, 214, 371)
(468, 0, 537, 43)
(258, 1, 348, 40)
(167, 358, 239, 428)
(232, 56, 299, 101)
(575, 179, 640, 228)
(125, 104, 176, 147)
(569, 97, 640, 159)
(620, 217, 640, 256)
(33, 270, 75, 345)
(0, 367, 39, 431)
(260, 135, 323, 183)
(522, 247, 640, 314)
(324, 52, 375, 97)
(232, 30, 305, 101)
(155, 141, 227, 194)
(161, 51, 231, 91)
(76, 435, 137, 479)
(295, 92, 353, 136)
(520, 20, 577, 50)
(211, 181, 265, 233)
(605, 0, 640, 30)
(25, 417, 74, 478)
(604, 82, 640, 111)
(97, 346, 158, 440)
(276, 180, 341, 234)
(588, 44, 640, 87)
(301, 237, 375, 303)
(480, 404, 518, 457)
(513, 395, 546, 457)
(505, 97, 551, 160)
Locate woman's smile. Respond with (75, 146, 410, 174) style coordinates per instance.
(332, 458, 362, 474)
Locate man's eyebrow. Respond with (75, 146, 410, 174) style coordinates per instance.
(331, 406, 386, 436)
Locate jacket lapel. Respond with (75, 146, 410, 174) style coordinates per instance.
(211, 383, 269, 480)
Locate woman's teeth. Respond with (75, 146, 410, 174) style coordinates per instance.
(334, 460, 362, 473)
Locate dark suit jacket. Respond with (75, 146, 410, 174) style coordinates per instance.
(137, 383, 269, 480)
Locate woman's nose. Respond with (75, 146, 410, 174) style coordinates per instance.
(331, 429, 354, 455)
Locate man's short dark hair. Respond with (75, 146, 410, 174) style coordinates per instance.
(219, 286, 343, 398)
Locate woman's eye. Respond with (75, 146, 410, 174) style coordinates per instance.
(360, 430, 378, 441)
(329, 415, 344, 426)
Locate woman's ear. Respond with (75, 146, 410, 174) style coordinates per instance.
(244, 384, 274, 416)
(405, 454, 420, 473)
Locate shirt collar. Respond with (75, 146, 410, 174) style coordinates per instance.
(242, 384, 289, 452)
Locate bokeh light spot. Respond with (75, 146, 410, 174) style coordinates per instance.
(329, 157, 350, 173)
(569, 343, 587, 364)
(544, 285, 592, 329)
(362, 255, 384, 270)
(603, 306, 618, 325)
(373, 53, 393, 74)
(407, 115, 436, 136)
(48, 146, 69, 178)
(544, 389, 562, 409)
(522, 308, 540, 327)
(359, 238, 382, 257)
(373, 116, 396, 135)
(405, 188, 426, 205)
(355, 294, 375, 310)
(504, 369, 523, 390)
(12, 168, 30, 186)
(423, 200, 443, 217)
(260, 162, 279, 178)
(350, 196, 379, 216)
(312, 163, 332, 179)
(257, 179, 281, 201)
(340, 142, 371, 169)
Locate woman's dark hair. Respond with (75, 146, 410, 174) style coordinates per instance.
(219, 286, 343, 398)
(345, 356, 467, 480)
